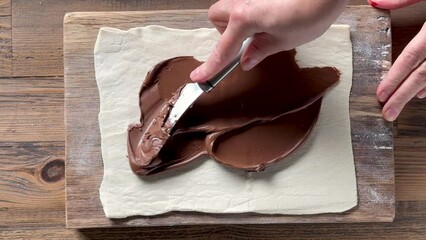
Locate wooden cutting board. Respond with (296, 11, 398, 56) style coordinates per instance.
(64, 7, 394, 228)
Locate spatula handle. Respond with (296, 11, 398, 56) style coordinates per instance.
(198, 37, 253, 93)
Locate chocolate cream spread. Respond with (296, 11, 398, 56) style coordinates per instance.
(128, 50, 340, 175)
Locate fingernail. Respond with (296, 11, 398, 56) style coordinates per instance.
(417, 90, 426, 99)
(190, 68, 200, 82)
(370, 0, 379, 7)
(378, 90, 388, 102)
(384, 107, 398, 122)
(242, 58, 257, 71)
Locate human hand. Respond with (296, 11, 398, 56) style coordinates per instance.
(190, 0, 348, 82)
(369, 0, 426, 121)
(367, 0, 423, 9)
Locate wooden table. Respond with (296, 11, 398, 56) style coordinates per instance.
(0, 0, 425, 239)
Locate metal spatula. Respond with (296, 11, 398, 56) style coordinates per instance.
(167, 37, 253, 125)
(140, 38, 252, 163)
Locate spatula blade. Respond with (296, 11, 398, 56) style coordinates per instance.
(166, 83, 204, 125)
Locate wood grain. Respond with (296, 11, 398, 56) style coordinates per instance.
(395, 99, 426, 201)
(9, 0, 423, 78)
(0, 202, 426, 239)
(11, 0, 216, 77)
(391, 2, 426, 27)
(389, 3, 426, 202)
(0, 77, 65, 229)
(0, 0, 10, 15)
(0, 0, 11, 77)
(391, 3, 426, 64)
(0, 0, 425, 238)
(9, 0, 425, 78)
(64, 7, 394, 228)
(0, 77, 65, 141)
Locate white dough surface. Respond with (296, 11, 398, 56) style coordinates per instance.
(94, 25, 357, 218)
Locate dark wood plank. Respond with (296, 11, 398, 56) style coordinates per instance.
(8, 0, 367, 78)
(0, 1, 423, 238)
(0, 140, 65, 229)
(389, 3, 426, 202)
(391, 2, 426, 27)
(349, 0, 367, 4)
(0, 0, 11, 77)
(0, 0, 425, 238)
(395, 99, 426, 202)
(11, 0, 216, 77)
(9, 0, 425, 78)
(0, 77, 65, 229)
(64, 7, 394, 228)
(0, 201, 425, 239)
(391, 2, 426, 64)
(0, 0, 10, 16)
(0, 77, 64, 141)
(397, 99, 426, 138)
(385, 5, 425, 155)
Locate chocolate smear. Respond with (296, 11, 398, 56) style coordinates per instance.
(128, 50, 340, 175)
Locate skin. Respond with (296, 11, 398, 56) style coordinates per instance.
(191, 0, 426, 122)
(190, 0, 349, 80)
(369, 0, 426, 121)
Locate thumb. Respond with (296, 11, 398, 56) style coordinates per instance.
(368, 0, 423, 10)
(240, 33, 283, 71)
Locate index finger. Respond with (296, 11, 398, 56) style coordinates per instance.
(377, 23, 426, 102)
(208, 0, 232, 34)
(368, 0, 423, 10)
(190, 18, 252, 82)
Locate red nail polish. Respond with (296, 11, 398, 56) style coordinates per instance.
(370, 1, 378, 7)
